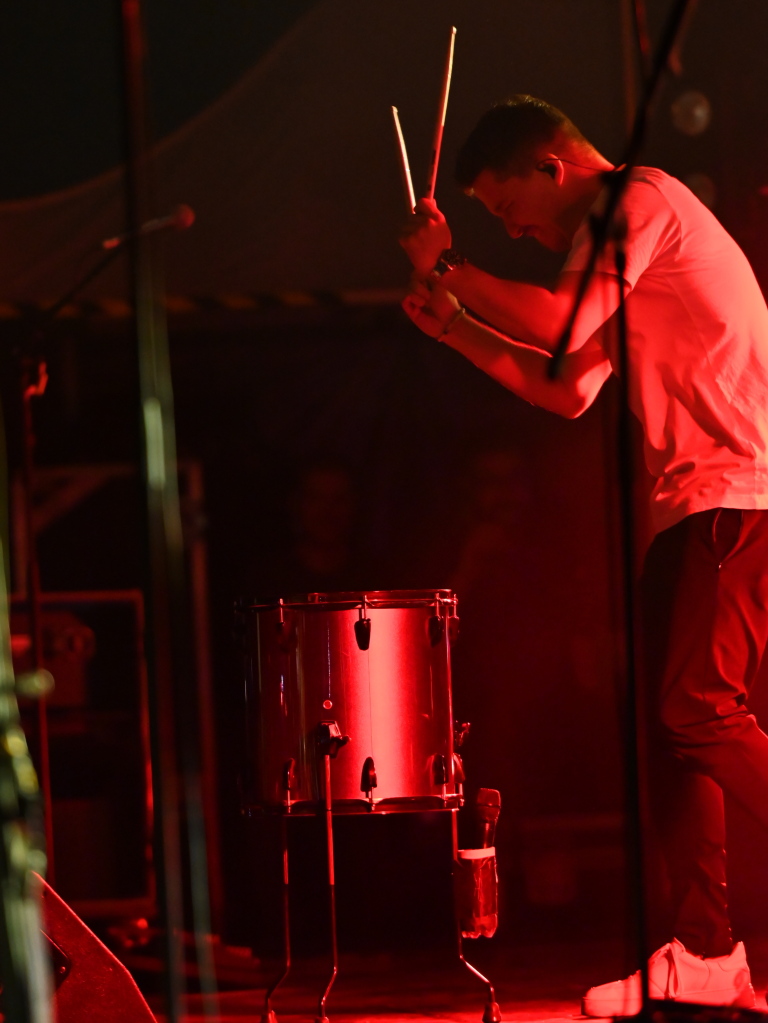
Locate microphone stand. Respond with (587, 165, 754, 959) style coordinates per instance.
(547, 1, 698, 1016)
(16, 244, 127, 892)
(15, 197, 192, 890)
(0, 170, 189, 1023)
(15, 227, 144, 891)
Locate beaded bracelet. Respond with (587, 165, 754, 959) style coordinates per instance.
(437, 306, 466, 342)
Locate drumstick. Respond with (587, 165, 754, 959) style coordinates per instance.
(391, 105, 416, 213)
(425, 26, 457, 200)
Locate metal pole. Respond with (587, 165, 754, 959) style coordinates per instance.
(317, 753, 339, 1023)
(118, 2, 186, 1019)
(262, 815, 292, 1023)
(452, 810, 502, 1023)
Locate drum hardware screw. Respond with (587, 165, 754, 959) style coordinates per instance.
(316, 720, 350, 758)
(322, 699, 333, 710)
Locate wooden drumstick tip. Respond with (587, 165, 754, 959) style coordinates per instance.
(426, 25, 457, 201)
(391, 104, 416, 214)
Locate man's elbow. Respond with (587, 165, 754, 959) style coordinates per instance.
(555, 362, 610, 418)
(557, 387, 598, 419)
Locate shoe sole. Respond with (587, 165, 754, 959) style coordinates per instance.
(582, 984, 756, 1018)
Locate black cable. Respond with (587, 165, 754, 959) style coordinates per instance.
(546, 2, 699, 1017)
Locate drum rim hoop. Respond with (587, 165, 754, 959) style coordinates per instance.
(238, 588, 457, 611)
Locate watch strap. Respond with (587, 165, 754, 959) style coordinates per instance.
(429, 248, 467, 282)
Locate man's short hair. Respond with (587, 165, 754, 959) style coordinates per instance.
(455, 95, 589, 190)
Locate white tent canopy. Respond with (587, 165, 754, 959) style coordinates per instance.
(1, 0, 629, 305)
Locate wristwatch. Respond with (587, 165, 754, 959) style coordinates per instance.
(429, 248, 467, 283)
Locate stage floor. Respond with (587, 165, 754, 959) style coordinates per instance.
(149, 939, 768, 1023)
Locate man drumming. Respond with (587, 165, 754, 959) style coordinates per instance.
(399, 94, 768, 1015)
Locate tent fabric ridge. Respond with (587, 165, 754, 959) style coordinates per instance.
(0, 288, 406, 320)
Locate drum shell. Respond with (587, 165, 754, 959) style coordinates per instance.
(242, 594, 460, 813)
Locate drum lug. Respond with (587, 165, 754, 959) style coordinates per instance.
(432, 754, 448, 785)
(353, 617, 371, 650)
(452, 752, 466, 784)
(275, 620, 296, 652)
(275, 599, 296, 652)
(428, 615, 444, 646)
(316, 719, 350, 758)
(283, 758, 296, 793)
(360, 756, 378, 798)
(448, 614, 460, 642)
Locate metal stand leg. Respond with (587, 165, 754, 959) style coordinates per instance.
(452, 810, 502, 1023)
(261, 816, 291, 1023)
(316, 752, 338, 1023)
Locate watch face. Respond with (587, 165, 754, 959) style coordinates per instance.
(442, 249, 465, 270)
(431, 250, 465, 280)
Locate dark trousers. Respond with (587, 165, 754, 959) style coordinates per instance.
(640, 507, 768, 958)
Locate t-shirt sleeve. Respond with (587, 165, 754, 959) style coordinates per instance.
(562, 175, 680, 290)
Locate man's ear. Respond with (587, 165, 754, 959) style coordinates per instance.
(536, 156, 564, 185)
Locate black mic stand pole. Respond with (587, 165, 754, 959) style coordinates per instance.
(119, 3, 219, 1022)
(547, 2, 698, 1017)
(550, 0, 697, 376)
(15, 221, 145, 891)
(0, 174, 149, 1023)
(118, 2, 185, 1019)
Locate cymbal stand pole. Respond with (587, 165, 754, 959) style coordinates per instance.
(317, 751, 338, 1023)
(452, 809, 502, 1023)
(261, 814, 291, 1023)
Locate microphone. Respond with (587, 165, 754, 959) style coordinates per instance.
(476, 787, 501, 848)
(101, 204, 195, 250)
(456, 788, 502, 941)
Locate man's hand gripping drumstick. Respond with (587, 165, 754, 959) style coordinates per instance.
(395, 27, 458, 332)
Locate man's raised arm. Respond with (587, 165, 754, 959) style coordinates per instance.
(401, 198, 625, 354)
(402, 284, 612, 418)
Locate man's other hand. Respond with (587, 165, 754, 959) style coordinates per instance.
(402, 277, 460, 339)
(399, 198, 452, 275)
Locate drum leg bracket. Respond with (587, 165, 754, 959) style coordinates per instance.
(261, 816, 291, 1023)
(316, 720, 350, 758)
(317, 751, 340, 1023)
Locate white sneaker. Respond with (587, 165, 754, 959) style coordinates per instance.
(581, 938, 756, 1017)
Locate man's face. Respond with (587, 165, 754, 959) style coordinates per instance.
(471, 165, 571, 252)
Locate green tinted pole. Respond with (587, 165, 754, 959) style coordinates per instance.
(0, 532, 52, 1023)
(118, 2, 185, 1020)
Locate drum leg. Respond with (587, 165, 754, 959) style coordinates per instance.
(452, 810, 502, 1023)
(261, 816, 292, 1023)
(316, 752, 338, 1023)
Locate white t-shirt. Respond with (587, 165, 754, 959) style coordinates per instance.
(563, 166, 768, 534)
